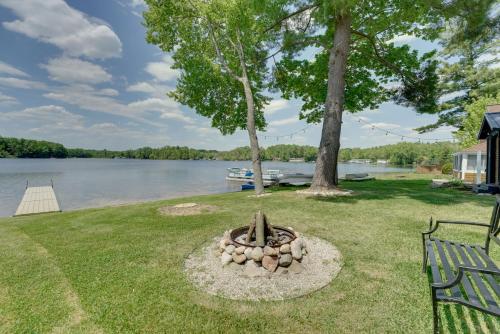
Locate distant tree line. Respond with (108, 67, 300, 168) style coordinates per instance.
(0, 136, 457, 165)
(339, 142, 458, 166)
(0, 137, 67, 158)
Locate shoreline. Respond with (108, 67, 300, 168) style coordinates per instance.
(0, 171, 427, 219)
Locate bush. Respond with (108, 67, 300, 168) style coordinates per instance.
(441, 162, 453, 175)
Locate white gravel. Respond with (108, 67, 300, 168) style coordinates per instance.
(184, 236, 343, 301)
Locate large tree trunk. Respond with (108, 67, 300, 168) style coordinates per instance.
(242, 78, 265, 195)
(309, 13, 352, 191)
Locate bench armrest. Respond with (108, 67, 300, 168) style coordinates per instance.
(431, 265, 499, 289)
(422, 218, 489, 237)
(436, 220, 490, 228)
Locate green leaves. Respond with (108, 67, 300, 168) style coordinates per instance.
(267, 0, 445, 121)
(144, 0, 272, 134)
(416, 0, 499, 131)
(455, 95, 500, 148)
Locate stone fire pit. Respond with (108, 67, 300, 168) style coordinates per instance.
(184, 211, 343, 300)
(218, 211, 307, 272)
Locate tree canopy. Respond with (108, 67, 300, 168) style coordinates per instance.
(268, 0, 443, 122)
(416, 0, 499, 132)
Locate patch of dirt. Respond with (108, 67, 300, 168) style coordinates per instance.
(247, 193, 272, 198)
(158, 203, 219, 216)
(185, 235, 343, 301)
(296, 188, 353, 197)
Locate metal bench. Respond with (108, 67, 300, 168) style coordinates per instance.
(422, 196, 500, 333)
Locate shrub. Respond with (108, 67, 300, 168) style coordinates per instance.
(441, 162, 453, 175)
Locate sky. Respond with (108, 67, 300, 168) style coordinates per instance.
(0, 0, 456, 151)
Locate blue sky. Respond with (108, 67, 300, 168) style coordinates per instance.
(0, 0, 455, 150)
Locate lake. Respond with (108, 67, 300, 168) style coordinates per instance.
(0, 159, 412, 217)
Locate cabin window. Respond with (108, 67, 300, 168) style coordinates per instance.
(454, 155, 462, 171)
(467, 154, 477, 171)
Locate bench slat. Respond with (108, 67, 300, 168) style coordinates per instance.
(471, 246, 500, 298)
(434, 239, 463, 298)
(451, 242, 498, 311)
(426, 240, 446, 298)
(473, 245, 500, 270)
(444, 241, 484, 307)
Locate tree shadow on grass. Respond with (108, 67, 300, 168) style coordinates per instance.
(303, 179, 493, 207)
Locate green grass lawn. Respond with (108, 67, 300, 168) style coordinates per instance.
(0, 173, 498, 333)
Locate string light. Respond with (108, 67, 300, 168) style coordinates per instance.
(260, 124, 313, 141)
(352, 116, 455, 142)
(259, 115, 455, 143)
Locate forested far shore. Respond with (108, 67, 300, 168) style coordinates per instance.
(0, 136, 457, 165)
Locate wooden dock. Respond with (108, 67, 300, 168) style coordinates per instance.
(15, 186, 61, 216)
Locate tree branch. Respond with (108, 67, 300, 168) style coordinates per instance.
(207, 19, 242, 82)
(264, 4, 319, 33)
(235, 29, 249, 79)
(351, 29, 415, 83)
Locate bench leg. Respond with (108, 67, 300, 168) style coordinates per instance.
(422, 236, 428, 273)
(432, 289, 439, 334)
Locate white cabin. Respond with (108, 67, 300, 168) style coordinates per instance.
(453, 141, 486, 184)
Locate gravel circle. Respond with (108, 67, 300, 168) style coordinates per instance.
(184, 235, 343, 301)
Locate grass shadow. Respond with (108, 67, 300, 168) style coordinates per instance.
(441, 303, 498, 333)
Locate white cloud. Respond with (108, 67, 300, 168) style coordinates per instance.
(361, 122, 400, 130)
(128, 97, 178, 112)
(127, 82, 156, 93)
(269, 116, 300, 126)
(0, 76, 46, 89)
(184, 124, 219, 136)
(40, 57, 112, 84)
(130, 0, 145, 7)
(0, 91, 17, 104)
(127, 81, 172, 98)
(128, 97, 194, 123)
(0, 105, 84, 130)
(160, 111, 194, 123)
(0, 60, 29, 77)
(0, 0, 122, 59)
(42, 84, 188, 126)
(98, 88, 119, 96)
(0, 104, 174, 149)
(145, 56, 179, 82)
(389, 34, 417, 44)
(265, 99, 290, 115)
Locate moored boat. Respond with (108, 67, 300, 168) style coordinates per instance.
(278, 173, 314, 186)
(226, 168, 282, 185)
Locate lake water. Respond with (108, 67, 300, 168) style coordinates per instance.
(0, 159, 412, 217)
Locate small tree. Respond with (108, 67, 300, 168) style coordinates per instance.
(455, 95, 500, 148)
(416, 0, 499, 132)
(144, 0, 274, 195)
